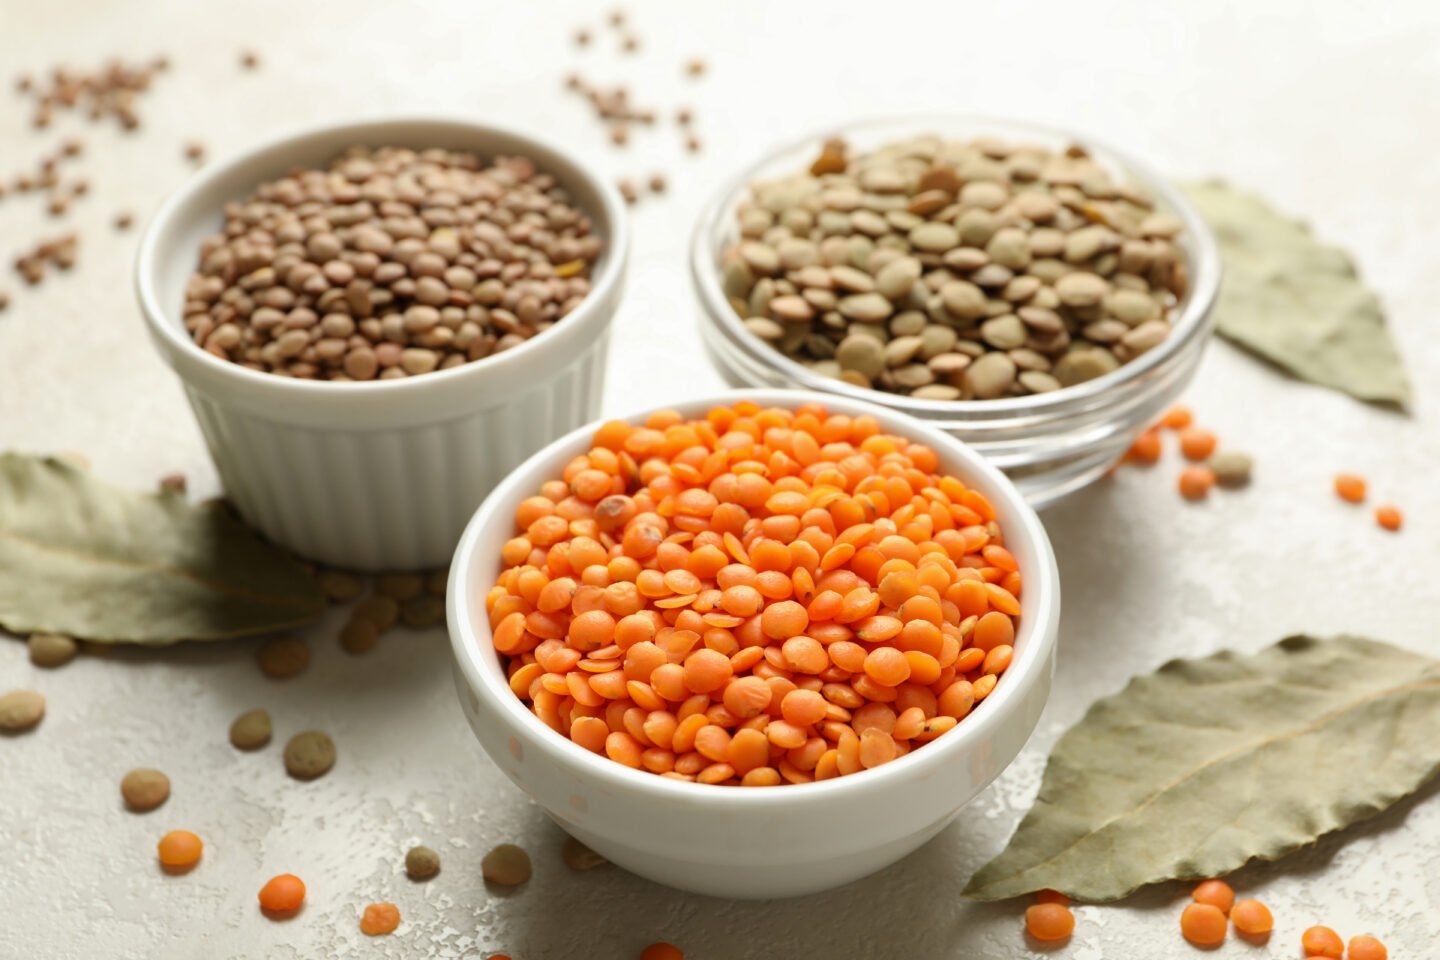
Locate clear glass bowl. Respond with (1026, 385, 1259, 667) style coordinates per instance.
(690, 115, 1221, 507)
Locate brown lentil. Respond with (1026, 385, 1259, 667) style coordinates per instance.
(158, 472, 187, 494)
(0, 689, 46, 732)
(183, 141, 206, 165)
(120, 768, 171, 811)
(481, 843, 532, 885)
(229, 708, 273, 750)
(376, 572, 424, 601)
(114, 211, 134, 230)
(27, 632, 77, 667)
(12, 58, 162, 130)
(722, 135, 1186, 399)
(256, 636, 310, 678)
(425, 570, 449, 597)
(179, 146, 601, 380)
(240, 50, 260, 69)
(562, 835, 608, 870)
(1208, 451, 1253, 487)
(319, 570, 365, 602)
(355, 595, 401, 632)
(405, 844, 441, 880)
(284, 730, 336, 780)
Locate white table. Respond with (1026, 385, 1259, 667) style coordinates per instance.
(3, 1, 1437, 956)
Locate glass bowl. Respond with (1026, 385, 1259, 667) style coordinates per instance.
(689, 115, 1221, 507)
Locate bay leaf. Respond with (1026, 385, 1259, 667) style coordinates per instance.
(0, 453, 324, 644)
(964, 635, 1440, 902)
(1183, 180, 1412, 407)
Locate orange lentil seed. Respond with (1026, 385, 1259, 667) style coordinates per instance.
(491, 403, 1024, 784)
(1025, 902, 1075, 942)
(360, 902, 401, 936)
(639, 943, 684, 960)
(1178, 427, 1217, 461)
(156, 830, 203, 872)
(1180, 903, 1227, 946)
(1334, 473, 1366, 503)
(1300, 926, 1344, 958)
(1229, 899, 1272, 936)
(1127, 429, 1162, 464)
(258, 874, 306, 915)
(1162, 405, 1193, 429)
(1190, 878, 1234, 914)
(1375, 505, 1402, 531)
(1347, 935, 1388, 960)
(1178, 466, 1216, 500)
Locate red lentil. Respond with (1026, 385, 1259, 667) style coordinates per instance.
(1178, 427, 1217, 461)
(1348, 935, 1388, 960)
(1334, 473, 1366, 503)
(1180, 903, 1227, 946)
(1025, 902, 1075, 941)
(1178, 466, 1216, 500)
(156, 830, 203, 872)
(1375, 505, 1402, 531)
(489, 402, 1023, 784)
(1230, 898, 1272, 936)
(1191, 878, 1234, 914)
(258, 873, 306, 915)
(1162, 405, 1193, 430)
(1301, 926, 1344, 958)
(360, 902, 401, 936)
(640, 944, 683, 960)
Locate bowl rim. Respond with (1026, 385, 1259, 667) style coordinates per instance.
(134, 113, 629, 400)
(447, 387, 1060, 809)
(689, 112, 1222, 419)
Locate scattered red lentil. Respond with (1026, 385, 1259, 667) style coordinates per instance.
(1178, 427, 1217, 461)
(1300, 925, 1344, 958)
(1348, 934, 1388, 960)
(1230, 898, 1272, 936)
(1161, 405, 1193, 430)
(1178, 466, 1216, 501)
(156, 830, 203, 872)
(1190, 878, 1234, 914)
(1375, 505, 1402, 531)
(1034, 889, 1070, 906)
(1127, 430, 1162, 464)
(489, 402, 1024, 785)
(1025, 902, 1075, 941)
(639, 944, 683, 960)
(1180, 902, 1227, 946)
(359, 902, 401, 936)
(1334, 473, 1366, 503)
(258, 873, 306, 915)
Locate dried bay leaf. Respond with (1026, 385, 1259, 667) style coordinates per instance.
(964, 636, 1440, 902)
(1183, 180, 1411, 407)
(0, 454, 324, 643)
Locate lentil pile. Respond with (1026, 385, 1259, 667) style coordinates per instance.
(487, 401, 1024, 785)
(723, 135, 1188, 400)
(182, 146, 602, 380)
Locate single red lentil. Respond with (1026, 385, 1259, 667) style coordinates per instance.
(1179, 466, 1216, 500)
(1162, 405, 1193, 430)
(156, 830, 203, 872)
(1180, 903, 1227, 946)
(1348, 935, 1387, 960)
(1301, 926, 1344, 958)
(258, 873, 306, 915)
(640, 944, 683, 960)
(1126, 430, 1161, 464)
(360, 902, 401, 936)
(1190, 878, 1234, 914)
(488, 402, 1023, 785)
(1178, 427, 1217, 461)
(1025, 902, 1075, 941)
(1230, 898, 1272, 935)
(1375, 505, 1402, 531)
(1334, 473, 1366, 503)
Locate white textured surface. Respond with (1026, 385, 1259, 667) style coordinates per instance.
(1, 1, 1438, 957)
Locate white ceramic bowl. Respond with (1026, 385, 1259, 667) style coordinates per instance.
(136, 117, 629, 571)
(691, 115, 1221, 508)
(447, 389, 1060, 899)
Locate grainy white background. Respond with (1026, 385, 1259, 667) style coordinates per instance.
(1, 1, 1437, 958)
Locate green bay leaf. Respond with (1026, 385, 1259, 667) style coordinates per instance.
(0, 454, 324, 644)
(964, 635, 1440, 902)
(1184, 180, 1411, 407)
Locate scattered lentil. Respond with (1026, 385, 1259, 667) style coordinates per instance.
(360, 902, 401, 936)
(319, 570, 365, 602)
(355, 595, 401, 632)
(1190, 878, 1234, 914)
(401, 595, 446, 628)
(640, 944, 683, 960)
(685, 58, 706, 77)
(1127, 429, 1161, 464)
(27, 632, 77, 667)
(283, 730, 336, 780)
(489, 401, 1023, 784)
(121, 768, 171, 811)
(1208, 451, 1252, 487)
(158, 472, 187, 494)
(1334, 474, 1366, 503)
(562, 835, 608, 870)
(0, 689, 46, 732)
(1180, 902, 1227, 946)
(481, 843, 532, 885)
(1178, 427, 1217, 461)
(228, 708, 272, 750)
(1025, 902, 1075, 941)
(157, 829, 203, 872)
(340, 617, 380, 654)
(258, 873, 306, 914)
(1178, 465, 1215, 501)
(256, 636, 310, 678)
(1161, 406, 1193, 429)
(723, 135, 1186, 398)
(1301, 926, 1344, 958)
(180, 146, 601, 379)
(1375, 504, 1402, 531)
(240, 50, 260, 69)
(12, 57, 162, 130)
(1230, 898, 1272, 936)
(649, 173, 667, 194)
(376, 572, 423, 601)
(405, 844, 441, 880)
(1348, 935, 1388, 960)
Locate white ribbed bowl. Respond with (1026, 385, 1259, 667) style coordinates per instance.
(448, 389, 1060, 898)
(136, 117, 629, 571)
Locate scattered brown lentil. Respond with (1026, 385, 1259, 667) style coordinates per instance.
(256, 636, 311, 679)
(425, 570, 449, 598)
(622, 35, 640, 53)
(376, 572, 424, 601)
(120, 768, 171, 811)
(114, 211, 134, 231)
(648, 173, 667, 194)
(675, 107, 692, 126)
(13, 58, 162, 130)
(0, 689, 46, 732)
(27, 633, 77, 667)
(318, 570, 365, 603)
(481, 843, 532, 886)
(405, 844, 441, 881)
(618, 179, 639, 205)
(158, 472, 187, 494)
(724, 135, 1185, 399)
(400, 595, 446, 628)
(183, 141, 206, 165)
(229, 708, 272, 750)
(574, 29, 592, 47)
(561, 835, 608, 870)
(685, 135, 701, 153)
(340, 617, 380, 654)
(181, 146, 601, 380)
(0, 291, 9, 312)
(355, 595, 401, 632)
(685, 58, 706, 78)
(284, 730, 336, 780)
(1208, 451, 1252, 487)
(240, 50, 260, 70)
